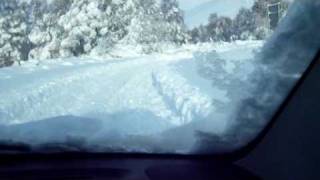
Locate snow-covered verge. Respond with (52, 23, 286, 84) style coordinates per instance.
(0, 40, 263, 153)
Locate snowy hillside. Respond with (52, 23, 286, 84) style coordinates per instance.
(0, 41, 263, 153)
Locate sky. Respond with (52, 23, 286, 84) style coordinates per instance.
(177, 0, 213, 10)
(177, 0, 255, 28)
(177, 0, 254, 11)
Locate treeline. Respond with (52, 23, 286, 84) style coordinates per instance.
(0, 0, 188, 67)
(0, 0, 291, 68)
(189, 0, 290, 43)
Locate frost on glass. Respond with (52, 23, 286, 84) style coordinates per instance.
(0, 0, 319, 154)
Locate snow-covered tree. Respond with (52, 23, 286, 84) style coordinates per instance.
(58, 0, 103, 57)
(28, 0, 72, 59)
(119, 0, 188, 53)
(120, 0, 164, 52)
(0, 0, 190, 65)
(189, 14, 232, 43)
(189, 0, 291, 43)
(207, 14, 233, 42)
(160, 0, 189, 44)
(232, 8, 257, 40)
(0, 0, 30, 67)
(94, 0, 130, 50)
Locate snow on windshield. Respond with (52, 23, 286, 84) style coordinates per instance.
(0, 0, 318, 154)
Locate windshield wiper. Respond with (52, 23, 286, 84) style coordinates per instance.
(0, 141, 32, 153)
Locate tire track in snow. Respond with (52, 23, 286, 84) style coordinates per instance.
(0, 57, 185, 127)
(0, 59, 156, 124)
(151, 67, 213, 126)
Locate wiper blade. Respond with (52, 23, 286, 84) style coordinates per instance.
(0, 141, 32, 153)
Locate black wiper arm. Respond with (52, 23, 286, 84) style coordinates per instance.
(0, 141, 32, 153)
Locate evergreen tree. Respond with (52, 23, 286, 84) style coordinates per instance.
(232, 8, 256, 40)
(58, 0, 105, 57)
(207, 14, 232, 41)
(0, 0, 30, 67)
(28, 0, 71, 59)
(121, 0, 188, 52)
(122, 0, 163, 45)
(161, 0, 189, 44)
(189, 0, 291, 43)
(0, 0, 190, 65)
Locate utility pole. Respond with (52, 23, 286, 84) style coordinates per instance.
(267, 1, 283, 30)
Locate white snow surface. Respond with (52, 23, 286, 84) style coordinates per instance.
(0, 41, 263, 153)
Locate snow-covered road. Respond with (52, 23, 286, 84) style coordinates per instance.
(0, 41, 262, 137)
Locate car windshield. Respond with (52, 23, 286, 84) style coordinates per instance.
(0, 0, 319, 154)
